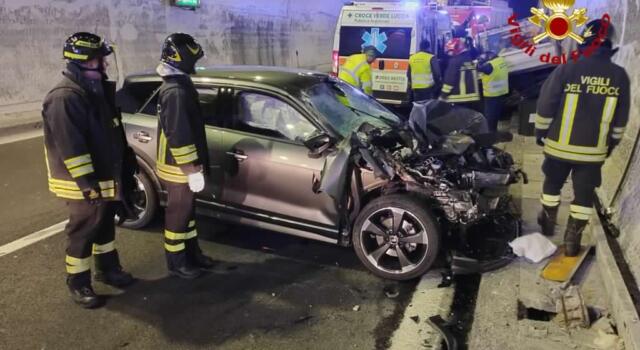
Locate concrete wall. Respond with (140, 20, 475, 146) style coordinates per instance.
(571, 1, 640, 284)
(0, 0, 344, 106)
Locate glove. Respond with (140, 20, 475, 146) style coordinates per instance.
(115, 201, 137, 225)
(188, 171, 205, 193)
(535, 129, 546, 147)
(82, 187, 102, 205)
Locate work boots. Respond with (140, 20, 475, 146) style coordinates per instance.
(67, 272, 102, 309)
(94, 250, 135, 288)
(185, 238, 216, 270)
(166, 252, 202, 279)
(564, 216, 589, 257)
(537, 205, 559, 237)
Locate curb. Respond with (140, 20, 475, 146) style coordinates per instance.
(594, 219, 640, 350)
(0, 120, 43, 138)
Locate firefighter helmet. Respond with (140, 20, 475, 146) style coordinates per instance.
(160, 33, 204, 74)
(63, 32, 112, 62)
(580, 19, 615, 48)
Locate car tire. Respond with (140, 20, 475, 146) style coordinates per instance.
(353, 194, 440, 281)
(117, 168, 158, 230)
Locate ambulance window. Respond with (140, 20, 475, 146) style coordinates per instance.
(338, 27, 412, 59)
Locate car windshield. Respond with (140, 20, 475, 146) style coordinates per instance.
(302, 80, 402, 138)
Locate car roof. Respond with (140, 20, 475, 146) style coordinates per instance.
(123, 65, 329, 93)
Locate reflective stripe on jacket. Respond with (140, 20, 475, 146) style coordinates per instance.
(409, 52, 435, 89)
(42, 69, 126, 200)
(441, 51, 480, 103)
(480, 57, 509, 97)
(156, 75, 209, 184)
(535, 50, 630, 164)
(338, 54, 373, 95)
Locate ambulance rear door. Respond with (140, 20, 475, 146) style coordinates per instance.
(335, 4, 417, 105)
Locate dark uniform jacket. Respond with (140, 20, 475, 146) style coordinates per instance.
(535, 48, 630, 164)
(440, 51, 480, 103)
(42, 64, 131, 200)
(156, 75, 209, 184)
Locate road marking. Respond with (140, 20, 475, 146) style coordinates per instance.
(0, 129, 43, 145)
(389, 271, 454, 350)
(0, 220, 67, 257)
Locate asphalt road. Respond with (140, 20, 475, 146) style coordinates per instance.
(0, 135, 418, 349)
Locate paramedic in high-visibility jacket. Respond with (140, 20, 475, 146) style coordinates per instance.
(408, 39, 441, 101)
(339, 46, 377, 95)
(478, 51, 510, 131)
(535, 19, 630, 257)
(439, 38, 481, 110)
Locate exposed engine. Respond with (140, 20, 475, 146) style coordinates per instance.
(352, 112, 525, 227)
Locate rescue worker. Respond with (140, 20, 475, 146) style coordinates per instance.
(42, 32, 136, 308)
(478, 50, 509, 131)
(535, 20, 629, 257)
(439, 37, 481, 111)
(408, 39, 441, 101)
(338, 45, 377, 95)
(156, 33, 215, 279)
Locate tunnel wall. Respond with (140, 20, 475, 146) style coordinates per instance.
(0, 0, 344, 106)
(571, 1, 640, 284)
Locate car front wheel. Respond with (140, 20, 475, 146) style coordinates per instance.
(353, 194, 440, 281)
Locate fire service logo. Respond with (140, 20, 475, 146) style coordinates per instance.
(507, 0, 611, 64)
(529, 0, 588, 43)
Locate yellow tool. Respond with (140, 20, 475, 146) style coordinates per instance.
(541, 246, 592, 282)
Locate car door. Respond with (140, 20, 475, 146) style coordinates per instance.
(219, 90, 339, 229)
(195, 86, 226, 201)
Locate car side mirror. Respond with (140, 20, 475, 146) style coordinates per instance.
(304, 132, 335, 159)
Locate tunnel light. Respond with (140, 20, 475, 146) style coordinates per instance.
(173, 0, 199, 9)
(404, 1, 420, 10)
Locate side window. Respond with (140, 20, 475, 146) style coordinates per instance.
(197, 88, 220, 127)
(116, 81, 161, 114)
(235, 92, 317, 142)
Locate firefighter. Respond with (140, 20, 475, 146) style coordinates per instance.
(535, 20, 629, 257)
(478, 50, 510, 131)
(42, 32, 136, 308)
(339, 45, 377, 95)
(408, 39, 441, 101)
(156, 33, 215, 279)
(439, 37, 481, 110)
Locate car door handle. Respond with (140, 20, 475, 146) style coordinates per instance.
(226, 151, 248, 162)
(133, 131, 153, 143)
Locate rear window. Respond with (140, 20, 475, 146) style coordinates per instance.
(339, 26, 412, 59)
(116, 80, 161, 114)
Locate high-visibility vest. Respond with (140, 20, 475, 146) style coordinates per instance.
(409, 52, 435, 89)
(339, 54, 373, 95)
(480, 56, 509, 97)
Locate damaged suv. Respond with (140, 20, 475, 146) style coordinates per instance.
(118, 66, 524, 280)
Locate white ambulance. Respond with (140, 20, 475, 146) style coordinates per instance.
(331, 2, 452, 105)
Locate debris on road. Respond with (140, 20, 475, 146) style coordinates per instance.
(426, 315, 459, 350)
(508, 232, 557, 263)
(555, 286, 590, 329)
(593, 330, 622, 349)
(352, 305, 361, 311)
(384, 284, 400, 298)
(410, 315, 420, 324)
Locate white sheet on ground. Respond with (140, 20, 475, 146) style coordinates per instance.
(508, 233, 557, 263)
